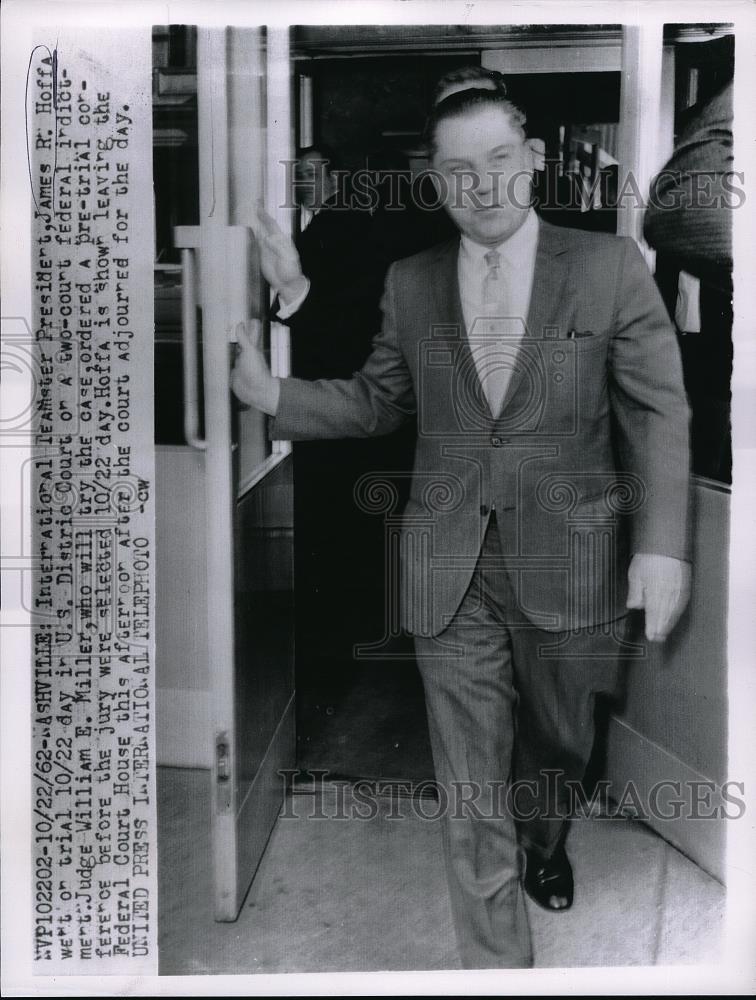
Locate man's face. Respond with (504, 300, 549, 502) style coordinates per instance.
(431, 105, 534, 247)
(294, 153, 334, 211)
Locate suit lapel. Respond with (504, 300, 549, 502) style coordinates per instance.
(427, 221, 574, 426)
(430, 239, 494, 422)
(525, 220, 571, 342)
(494, 220, 572, 422)
(431, 237, 464, 329)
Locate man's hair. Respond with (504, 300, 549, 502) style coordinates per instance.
(423, 89, 528, 159)
(298, 143, 342, 174)
(432, 65, 508, 104)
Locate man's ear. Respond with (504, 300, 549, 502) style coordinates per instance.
(527, 137, 546, 172)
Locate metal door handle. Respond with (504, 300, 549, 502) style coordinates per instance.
(180, 246, 206, 450)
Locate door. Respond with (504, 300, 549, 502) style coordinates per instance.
(176, 26, 296, 921)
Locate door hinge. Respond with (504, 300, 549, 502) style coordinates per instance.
(215, 733, 233, 812)
(216, 735, 231, 780)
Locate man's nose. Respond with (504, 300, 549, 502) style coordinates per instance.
(478, 169, 496, 201)
(453, 167, 487, 209)
(472, 167, 503, 208)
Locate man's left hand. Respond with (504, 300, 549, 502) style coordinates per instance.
(626, 553, 692, 642)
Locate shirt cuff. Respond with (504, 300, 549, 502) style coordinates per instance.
(276, 279, 310, 319)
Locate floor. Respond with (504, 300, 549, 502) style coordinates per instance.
(297, 658, 435, 783)
(157, 767, 725, 975)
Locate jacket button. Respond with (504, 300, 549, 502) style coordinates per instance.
(491, 436, 502, 447)
(480, 504, 489, 516)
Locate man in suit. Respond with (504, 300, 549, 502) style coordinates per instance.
(233, 89, 692, 969)
(280, 145, 410, 714)
(286, 144, 386, 378)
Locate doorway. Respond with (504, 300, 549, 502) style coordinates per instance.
(290, 45, 624, 786)
(153, 22, 732, 935)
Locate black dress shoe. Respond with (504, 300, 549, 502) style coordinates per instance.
(524, 843, 574, 912)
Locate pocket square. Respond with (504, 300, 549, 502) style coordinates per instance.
(567, 329, 594, 339)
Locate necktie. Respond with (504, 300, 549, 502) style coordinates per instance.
(472, 249, 517, 416)
(482, 249, 502, 311)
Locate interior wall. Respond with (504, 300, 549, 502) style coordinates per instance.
(606, 480, 729, 880)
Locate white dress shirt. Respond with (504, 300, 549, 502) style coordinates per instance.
(457, 207, 539, 339)
(281, 207, 540, 331)
(458, 208, 540, 417)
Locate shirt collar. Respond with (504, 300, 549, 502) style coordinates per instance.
(460, 208, 539, 269)
(303, 192, 340, 222)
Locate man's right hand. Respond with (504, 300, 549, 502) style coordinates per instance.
(231, 320, 281, 415)
(252, 201, 308, 307)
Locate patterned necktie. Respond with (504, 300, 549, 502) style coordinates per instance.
(473, 249, 515, 416)
(482, 249, 502, 312)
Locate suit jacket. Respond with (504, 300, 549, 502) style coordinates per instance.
(285, 202, 385, 379)
(271, 220, 691, 637)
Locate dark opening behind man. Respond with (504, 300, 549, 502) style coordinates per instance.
(279, 145, 415, 709)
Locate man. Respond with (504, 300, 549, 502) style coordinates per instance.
(644, 83, 733, 282)
(644, 81, 734, 483)
(434, 64, 509, 102)
(284, 144, 385, 377)
(280, 144, 417, 726)
(434, 65, 545, 169)
(234, 89, 692, 969)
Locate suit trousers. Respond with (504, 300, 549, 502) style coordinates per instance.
(413, 513, 625, 969)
